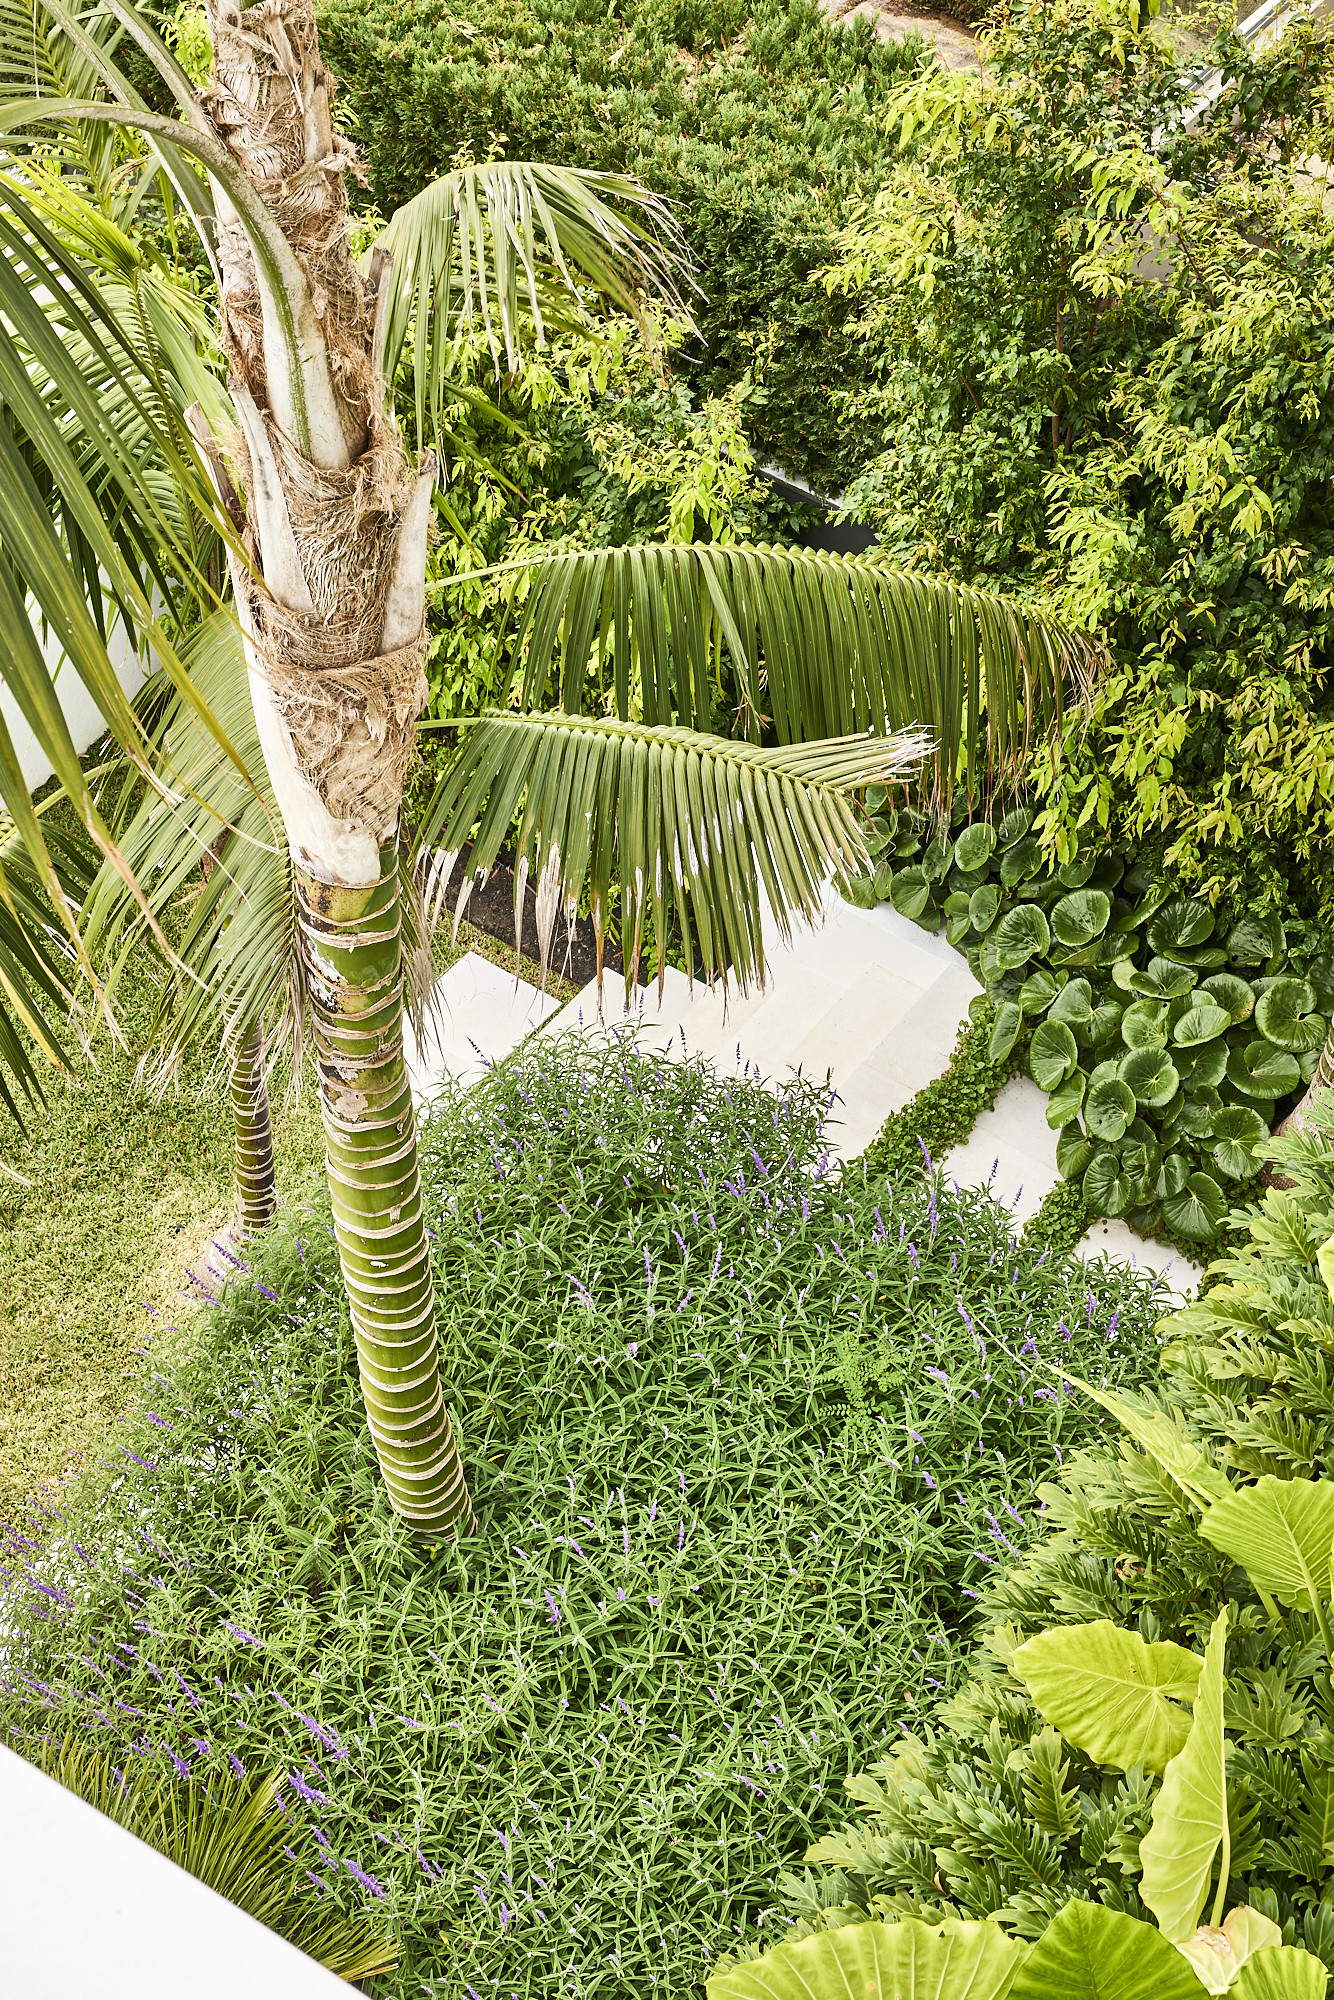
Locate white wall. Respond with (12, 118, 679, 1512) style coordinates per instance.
(4, 604, 148, 793)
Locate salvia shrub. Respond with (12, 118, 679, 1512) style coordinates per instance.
(1, 1039, 1162, 1995)
(849, 795, 1334, 1244)
(779, 1100, 1334, 1984)
(315, 0, 927, 487)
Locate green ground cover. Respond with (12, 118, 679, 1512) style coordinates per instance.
(2, 1039, 1165, 1994)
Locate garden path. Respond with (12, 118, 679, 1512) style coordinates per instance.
(412, 888, 1204, 1299)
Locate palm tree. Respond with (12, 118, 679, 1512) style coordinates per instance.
(0, 0, 1097, 1538)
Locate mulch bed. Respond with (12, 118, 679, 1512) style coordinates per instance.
(424, 843, 646, 991)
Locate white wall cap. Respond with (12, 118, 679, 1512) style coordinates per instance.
(0, 1743, 350, 1997)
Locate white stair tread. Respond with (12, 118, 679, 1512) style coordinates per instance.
(1074, 1217, 1205, 1299)
(941, 1079, 1062, 1224)
(405, 951, 560, 1105)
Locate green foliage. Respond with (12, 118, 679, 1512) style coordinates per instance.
(317, 0, 928, 488)
(1021, 1177, 1094, 1258)
(0, 1039, 1163, 1996)
(826, 0, 1334, 924)
(854, 813, 1334, 1242)
(717, 1885, 1325, 1997)
(1008, 1621, 1201, 1776)
(38, 1735, 397, 1980)
(856, 1000, 1027, 1186)
(787, 1100, 1334, 1974)
(1138, 1608, 1231, 1941)
(709, 1913, 1032, 1999)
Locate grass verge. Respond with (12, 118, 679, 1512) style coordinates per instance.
(0, 920, 576, 1533)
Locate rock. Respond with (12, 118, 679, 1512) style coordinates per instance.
(823, 0, 981, 71)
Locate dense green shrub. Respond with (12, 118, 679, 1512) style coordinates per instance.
(784, 1104, 1334, 1977)
(827, 0, 1334, 921)
(850, 799, 1334, 1243)
(1, 1040, 1161, 1995)
(317, 0, 927, 487)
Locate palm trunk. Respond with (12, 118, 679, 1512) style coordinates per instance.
(189, 0, 470, 1535)
(299, 855, 471, 1533)
(230, 1016, 277, 1239)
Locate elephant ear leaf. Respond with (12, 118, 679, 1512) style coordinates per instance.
(1009, 1621, 1202, 1774)
(705, 1916, 1031, 2000)
(1139, 1607, 1230, 1943)
(1010, 1900, 1204, 2000)
(1199, 1475, 1334, 1613)
(1230, 1944, 1330, 2000)
(1318, 1235, 1334, 1305)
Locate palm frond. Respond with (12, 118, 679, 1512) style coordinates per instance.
(374, 162, 692, 447)
(490, 541, 1100, 807)
(418, 709, 928, 1000)
(0, 803, 94, 1134)
(81, 609, 301, 1086)
(37, 1735, 397, 1982)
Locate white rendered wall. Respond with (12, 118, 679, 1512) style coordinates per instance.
(0, 1744, 349, 1997)
(4, 605, 147, 793)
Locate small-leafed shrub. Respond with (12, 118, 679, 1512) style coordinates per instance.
(1, 1040, 1161, 1997)
(316, 0, 928, 488)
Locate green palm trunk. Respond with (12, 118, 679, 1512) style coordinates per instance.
(230, 1016, 277, 1240)
(298, 854, 471, 1535)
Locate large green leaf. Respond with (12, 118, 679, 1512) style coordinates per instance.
(1031, 1020, 1078, 1091)
(1010, 1900, 1204, 2000)
(1121, 1047, 1180, 1109)
(1227, 912, 1285, 965)
(492, 542, 1097, 804)
(1254, 978, 1321, 1053)
(706, 1917, 1032, 2000)
(1231, 1947, 1329, 2000)
(1148, 898, 1216, 955)
(1057, 1376, 1233, 1510)
(1009, 1620, 1202, 1774)
(1161, 1173, 1227, 1241)
(418, 711, 926, 995)
(1198, 1475, 1334, 1615)
(1051, 888, 1110, 949)
(1139, 1606, 1231, 1943)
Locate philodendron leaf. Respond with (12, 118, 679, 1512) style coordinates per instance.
(1199, 1475, 1334, 1613)
(1057, 1377, 1233, 1509)
(1139, 1606, 1230, 1943)
(1009, 1900, 1204, 2000)
(1009, 1620, 1202, 1774)
(1230, 1945, 1329, 2000)
(1178, 1907, 1282, 1994)
(705, 1916, 1031, 2000)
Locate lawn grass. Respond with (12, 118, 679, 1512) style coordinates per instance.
(0, 919, 577, 1535)
(1, 1038, 1166, 1996)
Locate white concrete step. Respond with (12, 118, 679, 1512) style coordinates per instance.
(404, 951, 561, 1107)
(941, 1075, 1062, 1226)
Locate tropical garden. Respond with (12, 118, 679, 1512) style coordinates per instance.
(1, 0, 1334, 1992)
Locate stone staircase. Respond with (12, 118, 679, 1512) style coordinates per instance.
(409, 888, 1203, 1298)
